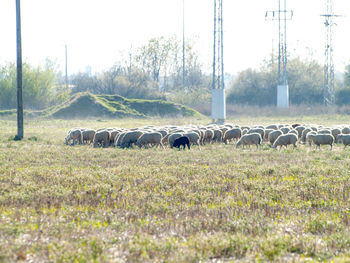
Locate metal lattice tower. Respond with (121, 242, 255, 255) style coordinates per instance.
(321, 0, 339, 106)
(266, 0, 293, 108)
(211, 0, 226, 124)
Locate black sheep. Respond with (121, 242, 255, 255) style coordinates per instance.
(173, 136, 190, 150)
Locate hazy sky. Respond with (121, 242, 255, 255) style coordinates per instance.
(1, 0, 350, 75)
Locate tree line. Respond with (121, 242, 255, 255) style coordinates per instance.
(1, 36, 350, 111)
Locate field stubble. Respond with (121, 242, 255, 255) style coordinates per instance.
(0, 118, 350, 262)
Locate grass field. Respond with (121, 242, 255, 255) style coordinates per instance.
(1, 116, 350, 262)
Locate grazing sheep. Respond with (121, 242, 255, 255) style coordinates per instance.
(264, 129, 275, 140)
(82, 129, 96, 145)
(295, 126, 306, 139)
(247, 128, 265, 141)
(136, 132, 163, 149)
(305, 131, 317, 146)
(331, 128, 341, 142)
(212, 129, 223, 143)
(265, 124, 278, 130)
(93, 130, 110, 148)
(268, 130, 283, 145)
(288, 129, 298, 136)
(336, 134, 350, 148)
(203, 129, 215, 144)
(306, 134, 334, 150)
(342, 127, 350, 134)
(168, 133, 183, 148)
(223, 128, 241, 144)
(120, 131, 144, 148)
(272, 134, 298, 150)
(65, 129, 82, 145)
(280, 127, 290, 134)
(301, 128, 313, 144)
(318, 129, 331, 134)
(236, 133, 262, 150)
(242, 128, 249, 136)
(109, 130, 121, 146)
(115, 132, 127, 147)
(184, 132, 201, 148)
(173, 136, 190, 150)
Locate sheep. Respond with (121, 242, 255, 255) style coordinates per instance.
(268, 130, 283, 145)
(136, 132, 164, 149)
(280, 127, 290, 134)
(109, 130, 121, 146)
(291, 123, 301, 128)
(305, 131, 317, 146)
(184, 132, 201, 148)
(223, 128, 241, 144)
(82, 129, 96, 144)
(242, 128, 248, 136)
(65, 129, 82, 145)
(342, 127, 350, 134)
(318, 129, 331, 135)
(120, 130, 144, 148)
(93, 130, 110, 148)
(336, 134, 350, 148)
(331, 128, 341, 142)
(212, 129, 223, 143)
(115, 131, 127, 147)
(168, 133, 183, 148)
(264, 129, 275, 140)
(295, 126, 306, 139)
(272, 134, 298, 150)
(306, 134, 334, 150)
(247, 128, 265, 141)
(203, 129, 215, 144)
(301, 128, 313, 144)
(235, 133, 262, 150)
(173, 136, 190, 150)
(265, 124, 278, 130)
(288, 129, 298, 136)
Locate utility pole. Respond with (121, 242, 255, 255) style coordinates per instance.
(266, 0, 293, 108)
(321, 0, 341, 106)
(15, 0, 23, 140)
(211, 0, 225, 124)
(182, 0, 185, 91)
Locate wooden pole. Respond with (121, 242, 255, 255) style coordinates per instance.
(15, 0, 24, 140)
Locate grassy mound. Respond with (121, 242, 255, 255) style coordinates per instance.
(45, 92, 202, 119)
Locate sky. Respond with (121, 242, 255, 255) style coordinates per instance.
(0, 0, 350, 75)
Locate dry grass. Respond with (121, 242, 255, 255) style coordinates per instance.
(0, 117, 350, 262)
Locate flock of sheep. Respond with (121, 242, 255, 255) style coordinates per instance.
(64, 123, 350, 150)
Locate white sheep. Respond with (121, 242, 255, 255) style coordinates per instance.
(136, 132, 164, 149)
(247, 128, 265, 141)
(272, 134, 298, 150)
(82, 129, 96, 144)
(268, 130, 283, 145)
(223, 128, 241, 144)
(93, 130, 110, 148)
(306, 134, 334, 150)
(235, 133, 262, 150)
(336, 134, 350, 148)
(65, 129, 82, 145)
(120, 130, 144, 148)
(184, 132, 201, 147)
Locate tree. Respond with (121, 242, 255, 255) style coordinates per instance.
(227, 56, 324, 106)
(0, 61, 58, 110)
